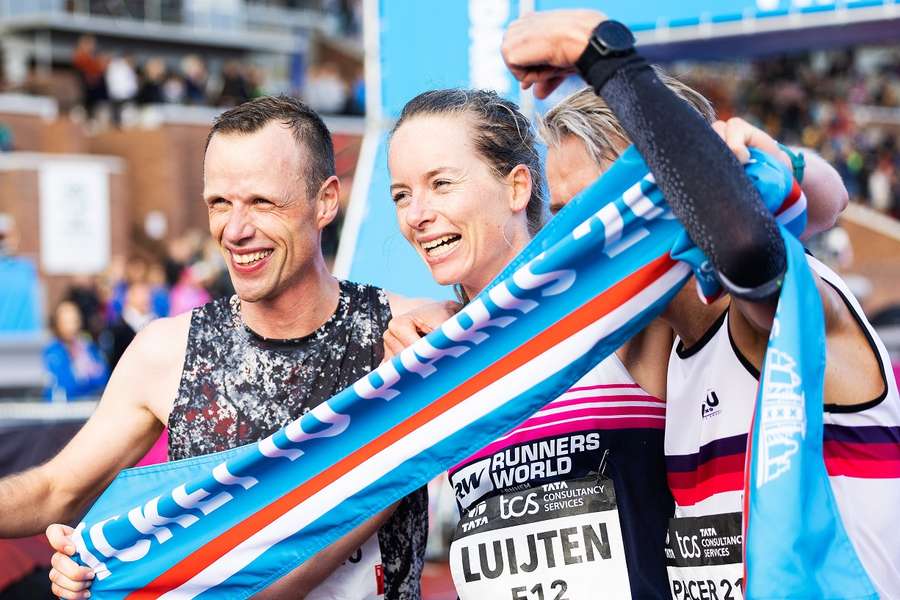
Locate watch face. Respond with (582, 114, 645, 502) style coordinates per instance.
(598, 21, 636, 53)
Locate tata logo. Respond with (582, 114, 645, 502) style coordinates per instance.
(460, 517, 489, 533)
(466, 501, 487, 519)
(701, 389, 721, 419)
(461, 502, 489, 532)
(451, 459, 494, 508)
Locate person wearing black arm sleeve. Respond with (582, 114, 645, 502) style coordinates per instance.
(502, 10, 898, 598)
(519, 16, 785, 303)
(578, 45, 786, 302)
(501, 8, 882, 401)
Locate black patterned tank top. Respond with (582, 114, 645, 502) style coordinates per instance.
(168, 280, 426, 599)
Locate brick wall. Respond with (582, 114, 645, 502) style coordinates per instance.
(1, 113, 88, 155)
(1, 108, 363, 237)
(88, 125, 209, 239)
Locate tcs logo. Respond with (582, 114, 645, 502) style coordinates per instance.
(676, 532, 701, 559)
(500, 493, 539, 520)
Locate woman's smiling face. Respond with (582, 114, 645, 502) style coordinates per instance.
(389, 113, 530, 297)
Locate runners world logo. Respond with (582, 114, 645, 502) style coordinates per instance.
(451, 459, 494, 508)
(701, 389, 721, 419)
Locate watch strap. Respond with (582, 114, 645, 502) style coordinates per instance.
(575, 22, 639, 91)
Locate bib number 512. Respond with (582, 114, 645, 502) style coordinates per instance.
(511, 580, 568, 600)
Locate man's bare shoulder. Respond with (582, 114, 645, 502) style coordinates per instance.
(109, 312, 192, 422)
(29, 313, 194, 505)
(128, 312, 192, 368)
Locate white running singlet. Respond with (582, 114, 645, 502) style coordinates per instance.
(665, 255, 900, 599)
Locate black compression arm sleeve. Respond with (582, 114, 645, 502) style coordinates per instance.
(580, 54, 786, 300)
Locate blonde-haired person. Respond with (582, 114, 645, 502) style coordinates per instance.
(541, 69, 715, 162)
(533, 74, 848, 402)
(539, 73, 714, 215)
(539, 77, 843, 226)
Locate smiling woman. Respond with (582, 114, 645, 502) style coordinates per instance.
(386, 87, 677, 600)
(388, 89, 547, 301)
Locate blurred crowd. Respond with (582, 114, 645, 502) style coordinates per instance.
(70, 34, 266, 124)
(321, 0, 364, 40)
(677, 46, 900, 219)
(65, 33, 364, 126)
(42, 228, 232, 402)
(304, 61, 365, 116)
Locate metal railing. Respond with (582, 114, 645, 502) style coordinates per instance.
(0, 334, 48, 397)
(0, 398, 97, 421)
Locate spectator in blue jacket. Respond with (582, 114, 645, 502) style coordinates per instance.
(0, 214, 42, 334)
(43, 300, 109, 401)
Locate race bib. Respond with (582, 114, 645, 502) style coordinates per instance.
(449, 475, 631, 600)
(307, 533, 384, 599)
(665, 512, 743, 600)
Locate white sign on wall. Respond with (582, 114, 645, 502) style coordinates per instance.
(39, 162, 110, 274)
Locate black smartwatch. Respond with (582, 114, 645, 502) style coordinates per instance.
(575, 20, 638, 88)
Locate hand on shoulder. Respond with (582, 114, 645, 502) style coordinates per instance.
(383, 295, 461, 360)
(711, 117, 786, 166)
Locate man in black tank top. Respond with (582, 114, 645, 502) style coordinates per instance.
(169, 282, 427, 599)
(0, 96, 430, 599)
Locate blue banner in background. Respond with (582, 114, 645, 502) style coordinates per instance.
(342, 0, 520, 297)
(378, 0, 521, 120)
(536, 0, 893, 31)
